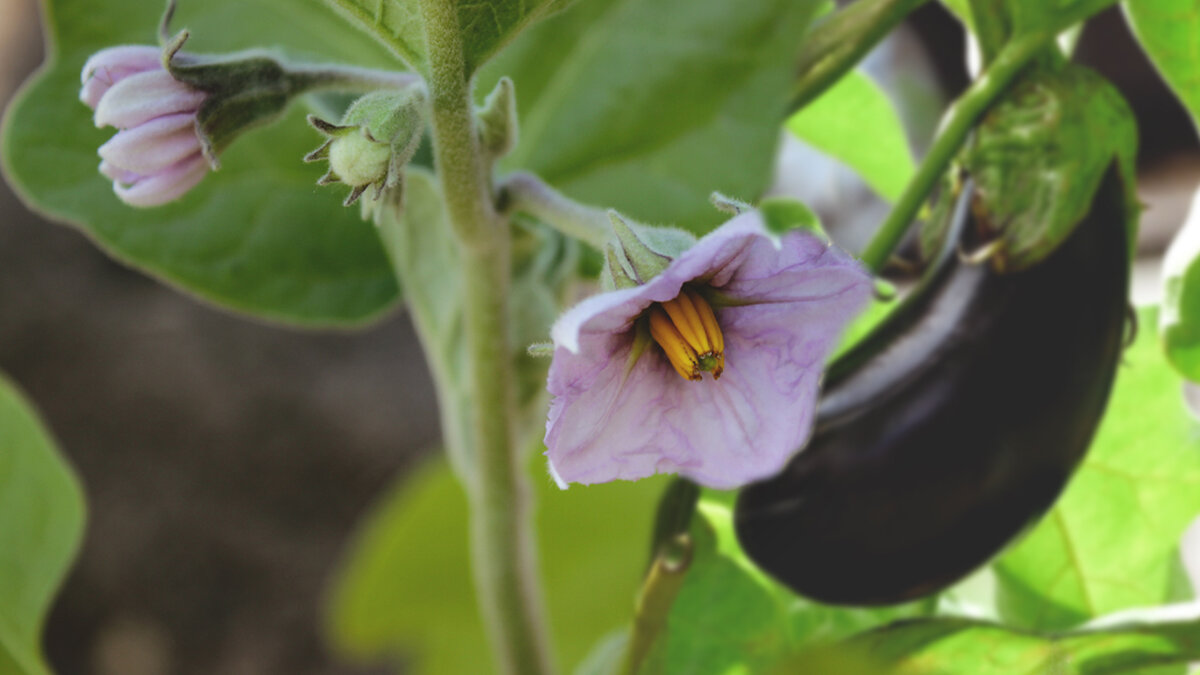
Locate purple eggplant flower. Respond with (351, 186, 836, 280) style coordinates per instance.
(544, 212, 873, 489)
(81, 46, 209, 207)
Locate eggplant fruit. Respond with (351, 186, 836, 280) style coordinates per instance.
(734, 168, 1130, 605)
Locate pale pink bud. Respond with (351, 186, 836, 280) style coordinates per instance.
(101, 154, 209, 208)
(92, 70, 205, 130)
(82, 45, 210, 208)
(80, 45, 162, 108)
(97, 113, 202, 175)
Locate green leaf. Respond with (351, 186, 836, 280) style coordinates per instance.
(1, 0, 402, 326)
(1161, 191, 1200, 381)
(0, 374, 86, 675)
(482, 0, 824, 234)
(325, 458, 669, 674)
(640, 517, 789, 674)
(992, 307, 1200, 630)
(853, 614, 1200, 674)
(632, 497, 929, 674)
(319, 0, 567, 75)
(1124, 0, 1200, 132)
(943, 62, 1138, 272)
(787, 70, 915, 203)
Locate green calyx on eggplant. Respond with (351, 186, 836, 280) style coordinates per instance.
(733, 165, 1131, 606)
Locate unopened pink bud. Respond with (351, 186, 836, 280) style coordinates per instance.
(80, 45, 162, 108)
(108, 154, 209, 208)
(98, 113, 202, 175)
(93, 70, 205, 130)
(82, 44, 211, 208)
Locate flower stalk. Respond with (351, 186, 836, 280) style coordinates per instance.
(789, 0, 931, 114)
(417, 0, 554, 673)
(499, 171, 612, 249)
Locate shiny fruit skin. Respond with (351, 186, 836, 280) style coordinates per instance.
(734, 168, 1130, 605)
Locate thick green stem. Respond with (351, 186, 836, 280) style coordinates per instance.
(789, 0, 931, 113)
(858, 32, 1051, 273)
(418, 1, 554, 674)
(499, 172, 612, 249)
(622, 535, 693, 675)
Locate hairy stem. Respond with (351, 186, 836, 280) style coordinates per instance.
(499, 172, 612, 249)
(418, 1, 555, 673)
(286, 65, 422, 94)
(858, 31, 1052, 273)
(789, 0, 931, 113)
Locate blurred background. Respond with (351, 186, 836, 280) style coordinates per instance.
(1, 0, 1197, 673)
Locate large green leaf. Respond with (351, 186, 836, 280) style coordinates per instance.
(626, 497, 928, 674)
(787, 69, 915, 203)
(853, 613, 1200, 674)
(0, 374, 86, 675)
(1125, 0, 1200, 381)
(325, 457, 669, 674)
(319, 0, 568, 75)
(481, 0, 823, 234)
(1125, 0, 1200, 129)
(993, 308, 1200, 630)
(1, 0, 401, 326)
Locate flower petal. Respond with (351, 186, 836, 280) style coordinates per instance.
(94, 70, 205, 130)
(98, 113, 201, 175)
(111, 152, 209, 207)
(544, 216, 872, 489)
(80, 45, 162, 109)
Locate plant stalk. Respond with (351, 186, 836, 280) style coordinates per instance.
(418, 1, 555, 673)
(499, 171, 612, 249)
(287, 65, 422, 94)
(789, 0, 931, 114)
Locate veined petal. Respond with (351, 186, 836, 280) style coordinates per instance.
(111, 153, 208, 207)
(544, 212, 872, 489)
(98, 113, 201, 175)
(94, 70, 205, 130)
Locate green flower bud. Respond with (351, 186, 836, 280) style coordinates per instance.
(305, 88, 427, 206)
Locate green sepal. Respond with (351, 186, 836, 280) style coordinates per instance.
(758, 196, 828, 241)
(605, 212, 696, 286)
(163, 31, 301, 168)
(921, 60, 1139, 272)
(601, 242, 640, 291)
(477, 76, 518, 160)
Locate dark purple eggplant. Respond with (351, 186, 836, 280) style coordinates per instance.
(733, 167, 1130, 606)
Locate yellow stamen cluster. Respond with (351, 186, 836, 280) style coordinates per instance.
(648, 287, 725, 382)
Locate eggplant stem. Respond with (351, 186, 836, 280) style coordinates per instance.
(858, 33, 1056, 273)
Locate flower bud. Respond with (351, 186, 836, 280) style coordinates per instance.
(305, 88, 426, 206)
(81, 44, 208, 207)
